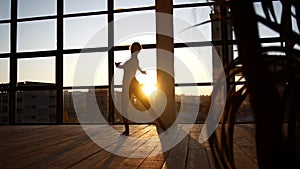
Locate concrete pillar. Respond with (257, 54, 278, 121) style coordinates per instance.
(155, 0, 175, 127)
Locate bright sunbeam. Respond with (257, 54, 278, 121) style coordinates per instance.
(141, 84, 157, 96)
(135, 68, 157, 96)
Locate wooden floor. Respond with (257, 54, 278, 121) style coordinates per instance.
(0, 124, 258, 169)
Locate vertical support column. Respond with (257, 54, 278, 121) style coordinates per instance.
(211, 4, 233, 96)
(108, 0, 114, 124)
(220, 5, 230, 67)
(220, 5, 233, 91)
(56, 0, 63, 124)
(211, 5, 232, 74)
(9, 0, 17, 124)
(210, 6, 222, 84)
(155, 0, 175, 127)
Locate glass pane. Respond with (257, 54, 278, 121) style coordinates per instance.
(254, 1, 281, 38)
(114, 0, 154, 10)
(16, 90, 56, 123)
(18, 57, 55, 84)
(64, 88, 109, 123)
(174, 6, 213, 42)
(254, 1, 282, 24)
(261, 42, 282, 48)
(64, 15, 107, 49)
(262, 42, 292, 56)
(0, 0, 11, 20)
(292, 14, 300, 34)
(233, 45, 238, 59)
(175, 86, 212, 124)
(226, 44, 235, 62)
(173, 0, 214, 5)
(17, 19, 57, 52)
(0, 24, 10, 53)
(64, 52, 108, 87)
(0, 91, 9, 124)
(64, 0, 107, 14)
(18, 0, 56, 19)
(174, 47, 213, 83)
(0, 58, 10, 84)
(114, 10, 156, 45)
(258, 23, 280, 38)
(232, 27, 236, 40)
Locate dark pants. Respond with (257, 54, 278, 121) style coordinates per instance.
(129, 77, 151, 110)
(122, 78, 167, 135)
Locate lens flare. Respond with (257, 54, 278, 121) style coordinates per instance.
(141, 83, 157, 96)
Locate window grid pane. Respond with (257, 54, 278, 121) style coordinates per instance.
(64, 0, 107, 14)
(64, 15, 108, 49)
(0, 0, 11, 20)
(17, 0, 57, 19)
(17, 19, 57, 52)
(0, 24, 10, 53)
(16, 90, 56, 123)
(18, 57, 56, 84)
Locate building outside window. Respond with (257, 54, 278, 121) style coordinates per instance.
(0, 0, 285, 125)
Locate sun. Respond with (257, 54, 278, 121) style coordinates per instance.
(141, 84, 157, 96)
(136, 68, 158, 96)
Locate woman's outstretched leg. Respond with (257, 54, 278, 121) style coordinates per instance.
(132, 83, 168, 132)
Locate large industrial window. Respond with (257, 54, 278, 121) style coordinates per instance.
(0, 0, 284, 125)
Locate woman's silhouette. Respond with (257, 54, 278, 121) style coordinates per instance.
(115, 42, 166, 136)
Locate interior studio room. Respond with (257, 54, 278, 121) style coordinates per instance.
(1, 0, 300, 168)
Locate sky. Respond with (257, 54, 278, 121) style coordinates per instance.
(0, 0, 298, 96)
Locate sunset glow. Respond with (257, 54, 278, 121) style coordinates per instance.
(141, 84, 157, 96)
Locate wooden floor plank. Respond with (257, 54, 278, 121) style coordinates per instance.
(161, 125, 191, 169)
(113, 126, 160, 169)
(234, 142, 258, 169)
(99, 125, 157, 169)
(0, 124, 257, 169)
(1, 127, 86, 160)
(187, 131, 211, 169)
(2, 129, 96, 168)
(50, 125, 151, 169)
(234, 125, 257, 165)
(136, 140, 169, 169)
(68, 125, 155, 169)
(203, 142, 216, 169)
